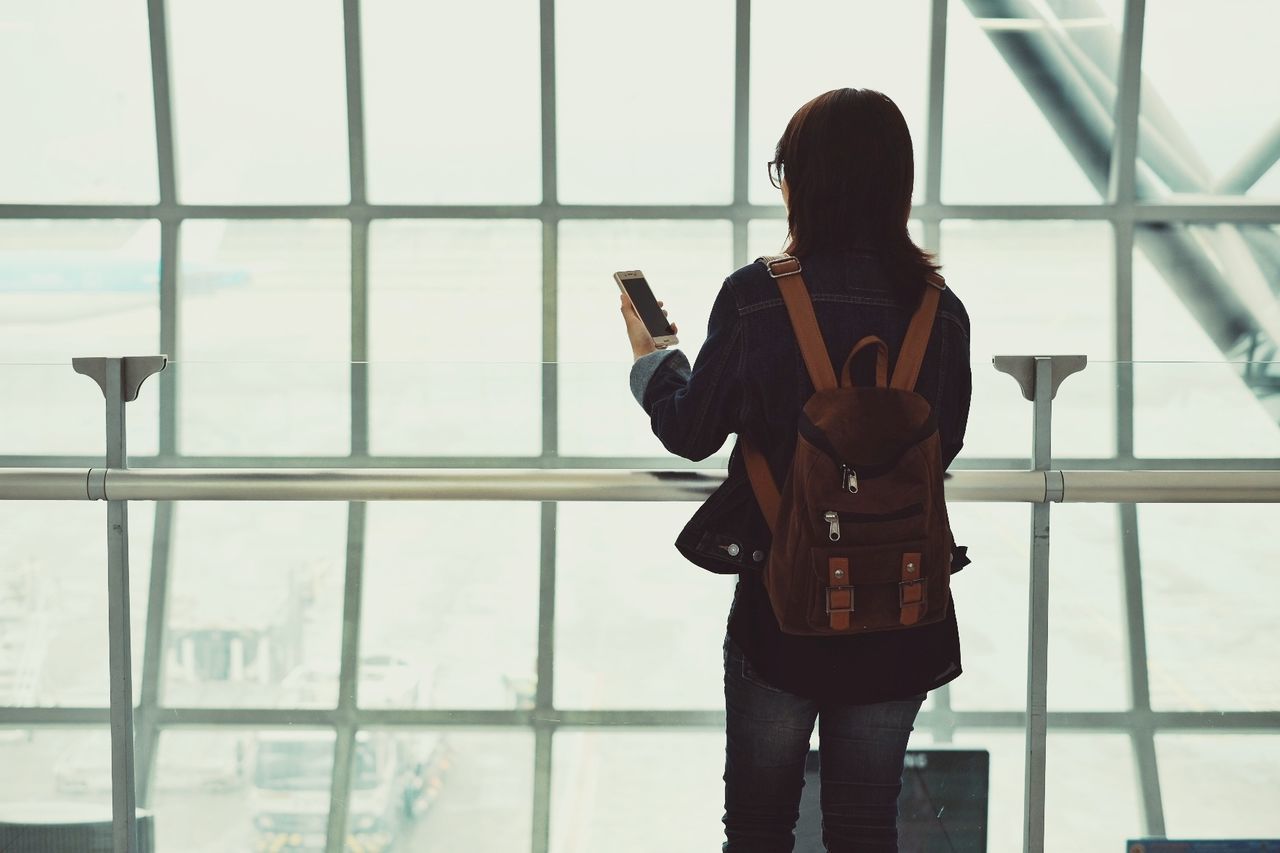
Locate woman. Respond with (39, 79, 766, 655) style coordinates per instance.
(620, 88, 972, 852)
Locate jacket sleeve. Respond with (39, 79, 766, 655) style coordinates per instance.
(939, 309, 972, 470)
(628, 281, 744, 462)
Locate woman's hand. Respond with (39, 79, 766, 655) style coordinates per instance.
(620, 293, 678, 361)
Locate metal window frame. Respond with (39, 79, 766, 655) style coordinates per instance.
(2, 1, 1279, 852)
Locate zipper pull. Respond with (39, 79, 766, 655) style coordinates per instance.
(824, 511, 841, 542)
(841, 465, 859, 494)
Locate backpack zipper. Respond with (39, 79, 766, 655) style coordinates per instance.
(822, 503, 925, 542)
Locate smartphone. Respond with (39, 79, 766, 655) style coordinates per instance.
(614, 270, 679, 348)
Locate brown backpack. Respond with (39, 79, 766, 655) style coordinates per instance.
(742, 254, 954, 637)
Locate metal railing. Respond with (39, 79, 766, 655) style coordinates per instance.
(2, 354, 1279, 853)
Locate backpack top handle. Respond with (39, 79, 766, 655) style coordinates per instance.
(841, 336, 890, 388)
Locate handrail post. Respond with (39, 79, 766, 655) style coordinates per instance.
(73, 355, 167, 853)
(993, 354, 1086, 853)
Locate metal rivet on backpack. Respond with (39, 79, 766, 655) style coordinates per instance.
(724, 543, 740, 557)
(752, 550, 765, 562)
(907, 562, 916, 573)
(834, 569, 846, 579)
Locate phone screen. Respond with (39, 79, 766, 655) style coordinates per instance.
(621, 276, 675, 338)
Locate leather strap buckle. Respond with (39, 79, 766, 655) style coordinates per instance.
(764, 255, 803, 278)
(899, 578, 926, 608)
(826, 585, 854, 614)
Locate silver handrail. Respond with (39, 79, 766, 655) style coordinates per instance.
(2, 467, 1279, 503)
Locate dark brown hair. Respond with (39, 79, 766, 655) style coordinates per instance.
(775, 88, 939, 300)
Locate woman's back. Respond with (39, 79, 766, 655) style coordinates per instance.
(620, 85, 974, 851)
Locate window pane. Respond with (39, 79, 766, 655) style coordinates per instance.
(1140, 504, 1279, 712)
(942, 3, 1113, 203)
(1141, 1, 1280, 198)
(168, 0, 349, 203)
(554, 504, 734, 710)
(0, 221, 160, 456)
(747, 219, 788, 261)
(551, 731, 725, 852)
(1156, 734, 1280, 838)
(0, 730, 114, 831)
(951, 730, 1021, 853)
(749, 0, 931, 205)
(362, 0, 541, 204)
(369, 220, 541, 456)
(557, 220, 733, 456)
(1044, 734, 1143, 852)
(1133, 231, 1280, 457)
(361, 503, 540, 709)
(0, 2, 157, 203)
(556, 0, 734, 203)
(365, 730, 532, 852)
(946, 503, 1030, 711)
(953, 731, 1144, 853)
(1047, 505, 1128, 711)
(0, 503, 152, 708)
(179, 221, 350, 455)
(163, 503, 346, 708)
(152, 728, 334, 852)
(940, 220, 1114, 459)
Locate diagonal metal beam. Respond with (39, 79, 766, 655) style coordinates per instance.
(961, 0, 1280, 422)
(1216, 114, 1280, 195)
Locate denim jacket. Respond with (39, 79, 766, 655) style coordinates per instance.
(630, 249, 972, 575)
(628, 249, 973, 704)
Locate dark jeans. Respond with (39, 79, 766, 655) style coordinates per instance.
(722, 637, 925, 853)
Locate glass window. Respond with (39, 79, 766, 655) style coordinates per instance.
(550, 731, 725, 852)
(1141, 1, 1280, 198)
(363, 730, 533, 852)
(163, 503, 346, 708)
(153, 728, 334, 852)
(167, 0, 349, 203)
(953, 730, 1144, 853)
(554, 503, 734, 710)
(940, 220, 1114, 459)
(0, 502, 152, 708)
(1140, 504, 1278, 712)
(368, 220, 542, 456)
(942, 2, 1113, 203)
(0, 221, 160, 456)
(1132, 231, 1280, 457)
(362, 0, 542, 204)
(555, 0, 734, 203)
(178, 220, 350, 456)
(950, 730, 1021, 853)
(0, 2, 157, 203)
(360, 503, 540, 709)
(1155, 734, 1280, 838)
(946, 503, 1030, 711)
(747, 219, 789, 262)
(749, 0, 931, 205)
(557, 220, 733, 456)
(0, 729, 114, 809)
(1044, 734, 1143, 851)
(1048, 505, 1128, 711)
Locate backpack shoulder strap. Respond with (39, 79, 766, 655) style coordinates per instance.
(743, 254, 835, 535)
(889, 272, 946, 391)
(742, 438, 780, 535)
(758, 255, 837, 393)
